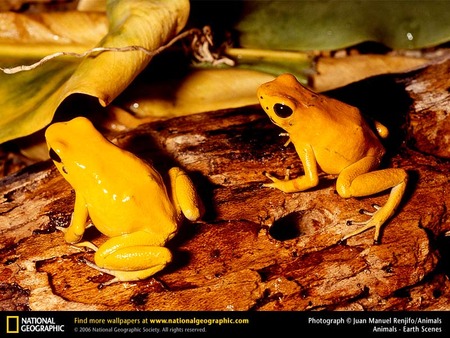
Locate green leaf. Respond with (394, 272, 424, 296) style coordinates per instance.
(236, 1, 450, 51)
(0, 0, 190, 144)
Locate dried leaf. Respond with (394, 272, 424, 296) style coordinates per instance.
(0, 11, 107, 48)
(312, 54, 429, 92)
(118, 68, 275, 118)
(77, 0, 107, 12)
(0, 0, 190, 144)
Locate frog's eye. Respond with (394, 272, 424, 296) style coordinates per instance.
(273, 103, 293, 118)
(49, 148, 62, 163)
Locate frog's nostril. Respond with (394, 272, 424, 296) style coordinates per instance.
(49, 148, 62, 163)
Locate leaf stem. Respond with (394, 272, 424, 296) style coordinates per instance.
(225, 48, 312, 63)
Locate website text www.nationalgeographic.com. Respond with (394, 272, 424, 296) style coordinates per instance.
(72, 316, 249, 334)
(75, 316, 248, 326)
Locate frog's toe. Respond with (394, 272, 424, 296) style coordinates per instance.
(358, 208, 372, 216)
(263, 172, 281, 184)
(346, 216, 371, 226)
(262, 182, 279, 189)
(342, 216, 376, 242)
(263, 171, 273, 179)
(357, 204, 381, 217)
(262, 181, 271, 187)
(55, 226, 67, 233)
(73, 241, 98, 251)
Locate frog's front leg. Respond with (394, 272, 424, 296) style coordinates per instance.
(336, 156, 408, 244)
(168, 167, 204, 222)
(58, 192, 89, 244)
(87, 230, 173, 286)
(264, 144, 319, 193)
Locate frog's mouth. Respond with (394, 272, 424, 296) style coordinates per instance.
(268, 116, 280, 127)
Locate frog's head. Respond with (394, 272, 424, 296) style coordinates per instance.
(257, 73, 320, 131)
(45, 117, 101, 186)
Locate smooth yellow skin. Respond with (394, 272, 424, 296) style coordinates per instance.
(257, 73, 408, 244)
(45, 117, 204, 285)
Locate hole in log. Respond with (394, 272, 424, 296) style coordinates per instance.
(269, 209, 330, 241)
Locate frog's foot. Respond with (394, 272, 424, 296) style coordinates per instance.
(84, 260, 169, 288)
(84, 260, 162, 289)
(263, 167, 291, 187)
(84, 258, 170, 288)
(56, 224, 98, 251)
(342, 204, 387, 245)
(56, 225, 86, 245)
(337, 166, 408, 245)
(56, 222, 93, 244)
(263, 167, 317, 193)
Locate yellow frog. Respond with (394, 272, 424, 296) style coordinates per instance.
(45, 116, 204, 286)
(257, 73, 408, 244)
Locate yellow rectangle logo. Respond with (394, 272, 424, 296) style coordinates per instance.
(6, 316, 19, 334)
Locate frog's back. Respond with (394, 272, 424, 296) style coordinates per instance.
(83, 142, 177, 236)
(291, 96, 386, 175)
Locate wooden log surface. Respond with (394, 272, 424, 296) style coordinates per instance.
(1, 57, 450, 311)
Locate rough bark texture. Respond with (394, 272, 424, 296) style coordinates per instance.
(0, 57, 449, 311)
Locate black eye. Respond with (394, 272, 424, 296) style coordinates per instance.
(273, 103, 293, 118)
(49, 148, 62, 163)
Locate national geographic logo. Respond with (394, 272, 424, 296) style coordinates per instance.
(6, 317, 19, 334)
(6, 315, 65, 334)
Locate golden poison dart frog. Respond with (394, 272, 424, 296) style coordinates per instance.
(45, 117, 204, 286)
(257, 73, 408, 244)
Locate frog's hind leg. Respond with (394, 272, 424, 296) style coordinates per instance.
(84, 231, 173, 286)
(336, 157, 408, 244)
